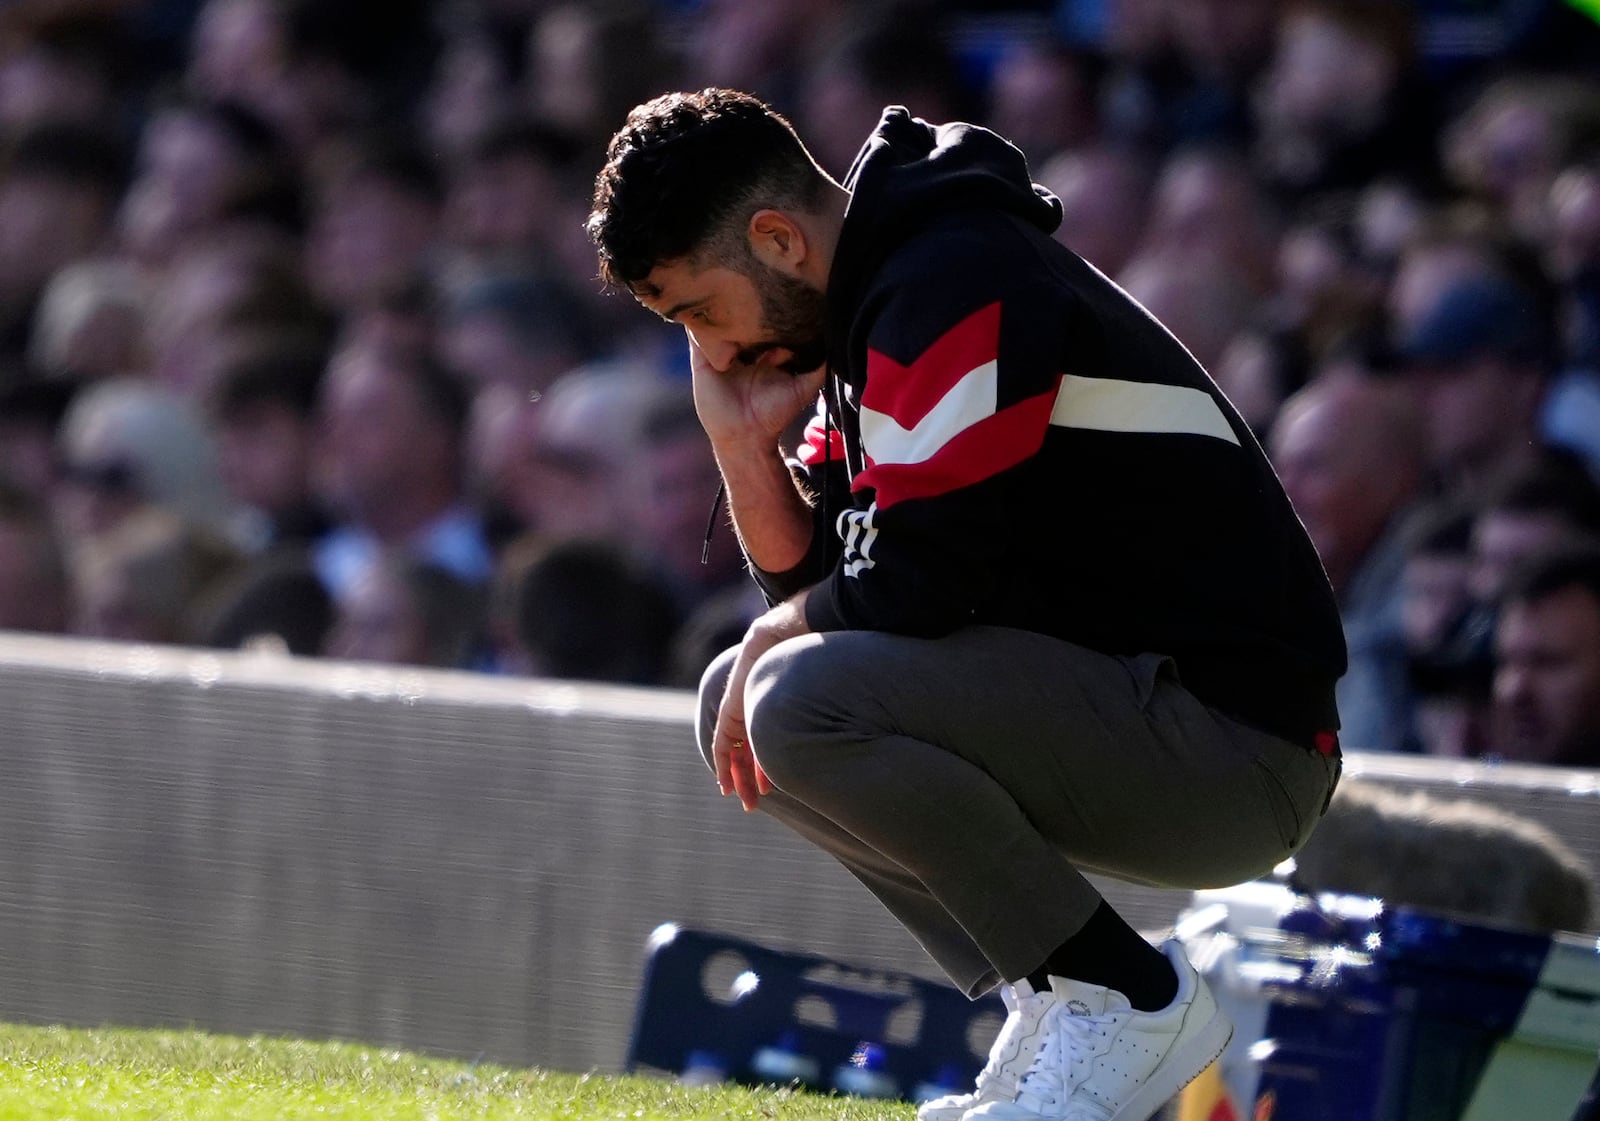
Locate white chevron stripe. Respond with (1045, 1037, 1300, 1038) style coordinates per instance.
(1050, 374, 1240, 445)
(858, 359, 999, 465)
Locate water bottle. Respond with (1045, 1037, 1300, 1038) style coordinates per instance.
(831, 1040, 900, 1100)
(911, 1061, 969, 1105)
(679, 1048, 728, 1088)
(748, 1029, 822, 1090)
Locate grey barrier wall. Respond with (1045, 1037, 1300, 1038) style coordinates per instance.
(1, 632, 1598, 1076)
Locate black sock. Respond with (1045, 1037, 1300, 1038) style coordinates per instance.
(1024, 901, 1178, 1012)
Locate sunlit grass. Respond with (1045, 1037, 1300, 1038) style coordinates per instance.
(0, 1024, 917, 1120)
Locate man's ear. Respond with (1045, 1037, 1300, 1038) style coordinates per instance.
(748, 209, 808, 274)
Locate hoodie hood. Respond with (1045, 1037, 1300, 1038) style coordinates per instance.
(827, 107, 1063, 333)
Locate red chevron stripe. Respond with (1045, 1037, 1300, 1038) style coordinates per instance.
(855, 387, 1056, 508)
(862, 302, 1003, 426)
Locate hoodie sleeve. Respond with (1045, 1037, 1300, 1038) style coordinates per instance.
(805, 219, 1085, 636)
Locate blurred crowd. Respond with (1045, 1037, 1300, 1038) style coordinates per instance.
(0, 0, 1598, 767)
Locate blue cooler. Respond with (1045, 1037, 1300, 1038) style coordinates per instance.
(1177, 883, 1600, 1121)
(1377, 910, 1600, 1121)
(1176, 880, 1390, 1121)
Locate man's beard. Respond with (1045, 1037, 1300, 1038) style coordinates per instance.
(737, 262, 827, 375)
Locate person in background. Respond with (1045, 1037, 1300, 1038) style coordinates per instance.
(0, 9, 131, 135)
(0, 479, 69, 635)
(589, 88, 1345, 1121)
(69, 506, 244, 645)
(53, 376, 238, 552)
(114, 95, 285, 271)
(193, 549, 334, 657)
(1468, 450, 1600, 605)
(437, 268, 597, 399)
(1398, 498, 1491, 757)
(303, 133, 443, 318)
(25, 259, 151, 383)
(310, 340, 491, 601)
(207, 336, 332, 550)
(512, 538, 680, 684)
(0, 122, 128, 366)
(1270, 367, 1426, 751)
(323, 550, 486, 669)
(1399, 273, 1556, 500)
(1492, 542, 1600, 768)
(627, 383, 749, 615)
(1034, 144, 1154, 283)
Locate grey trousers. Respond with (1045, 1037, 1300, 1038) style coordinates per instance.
(697, 625, 1340, 998)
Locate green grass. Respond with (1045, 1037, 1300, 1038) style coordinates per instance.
(0, 1024, 917, 1121)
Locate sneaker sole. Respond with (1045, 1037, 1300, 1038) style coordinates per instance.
(1108, 1010, 1234, 1121)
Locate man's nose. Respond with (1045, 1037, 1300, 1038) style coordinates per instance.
(690, 329, 739, 373)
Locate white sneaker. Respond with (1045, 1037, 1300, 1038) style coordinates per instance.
(963, 940, 1232, 1121)
(916, 979, 1058, 1121)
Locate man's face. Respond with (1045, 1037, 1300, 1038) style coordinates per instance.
(1407, 355, 1532, 476)
(1268, 395, 1397, 582)
(1493, 585, 1600, 766)
(638, 256, 825, 375)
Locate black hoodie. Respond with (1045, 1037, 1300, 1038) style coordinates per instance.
(753, 108, 1346, 746)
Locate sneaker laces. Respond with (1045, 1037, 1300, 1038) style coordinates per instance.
(970, 984, 1056, 1096)
(1010, 1003, 1124, 1112)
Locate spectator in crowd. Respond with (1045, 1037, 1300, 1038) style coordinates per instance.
(0, 10, 131, 135)
(1400, 274, 1556, 499)
(26, 259, 151, 382)
(626, 383, 748, 614)
(323, 551, 486, 669)
(0, 478, 68, 634)
(1035, 142, 1154, 281)
(1134, 144, 1278, 296)
(442, 117, 587, 277)
(1541, 161, 1600, 478)
(1165, 0, 1280, 140)
(1493, 543, 1600, 768)
(1400, 498, 1493, 758)
(303, 133, 443, 317)
(1443, 73, 1600, 245)
(1251, 1, 1433, 202)
(794, 2, 970, 183)
(69, 506, 244, 645)
(1468, 450, 1600, 605)
(982, 38, 1099, 168)
(193, 549, 333, 657)
(476, 358, 668, 547)
(207, 336, 332, 550)
(0, 378, 75, 502)
(144, 224, 324, 400)
(311, 340, 492, 602)
(0, 122, 128, 365)
(1116, 248, 1257, 372)
(114, 95, 285, 271)
(183, 0, 288, 117)
(513, 537, 680, 684)
(438, 268, 598, 398)
(419, 17, 516, 165)
(1270, 367, 1427, 751)
(54, 376, 238, 551)
(682, 0, 846, 110)
(524, 1, 679, 160)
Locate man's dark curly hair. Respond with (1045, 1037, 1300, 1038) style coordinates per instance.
(587, 88, 829, 291)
